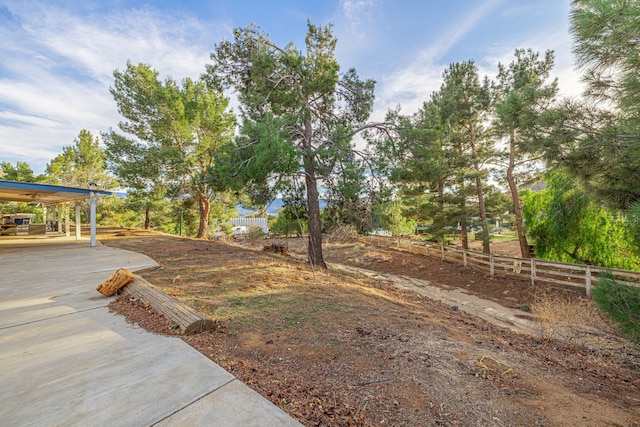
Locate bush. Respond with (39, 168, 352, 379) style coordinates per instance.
(269, 211, 306, 237)
(246, 225, 265, 242)
(376, 201, 416, 237)
(591, 271, 640, 344)
(327, 225, 358, 242)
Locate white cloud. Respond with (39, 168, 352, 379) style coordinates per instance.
(373, 64, 442, 120)
(370, 0, 503, 119)
(340, 0, 377, 38)
(0, 2, 228, 174)
(370, 0, 582, 123)
(477, 15, 583, 99)
(424, 0, 504, 62)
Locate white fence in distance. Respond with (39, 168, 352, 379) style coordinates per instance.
(231, 217, 269, 235)
(364, 235, 640, 295)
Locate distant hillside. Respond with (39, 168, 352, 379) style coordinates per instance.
(237, 198, 326, 217)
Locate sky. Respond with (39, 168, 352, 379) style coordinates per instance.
(0, 0, 582, 175)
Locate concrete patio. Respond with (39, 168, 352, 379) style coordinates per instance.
(0, 237, 301, 426)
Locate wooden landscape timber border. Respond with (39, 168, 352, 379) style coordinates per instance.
(118, 275, 219, 335)
(364, 235, 640, 295)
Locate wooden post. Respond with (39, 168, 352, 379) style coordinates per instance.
(424, 243, 428, 256)
(530, 258, 536, 285)
(440, 244, 445, 261)
(490, 254, 495, 278)
(463, 249, 467, 267)
(586, 265, 592, 296)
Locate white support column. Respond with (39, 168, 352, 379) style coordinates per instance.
(65, 203, 71, 237)
(43, 206, 48, 231)
(90, 192, 97, 247)
(57, 205, 62, 233)
(75, 203, 82, 240)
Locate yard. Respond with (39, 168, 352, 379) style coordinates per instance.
(101, 228, 640, 426)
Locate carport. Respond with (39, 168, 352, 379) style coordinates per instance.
(0, 180, 113, 247)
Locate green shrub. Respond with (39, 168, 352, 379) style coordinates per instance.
(269, 211, 306, 237)
(246, 225, 265, 242)
(591, 271, 640, 344)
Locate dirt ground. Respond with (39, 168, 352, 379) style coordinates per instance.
(100, 228, 640, 426)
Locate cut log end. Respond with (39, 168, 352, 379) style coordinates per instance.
(96, 268, 135, 296)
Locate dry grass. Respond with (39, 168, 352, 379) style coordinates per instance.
(530, 289, 627, 352)
(326, 225, 359, 242)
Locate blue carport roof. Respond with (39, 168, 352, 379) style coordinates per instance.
(0, 180, 113, 205)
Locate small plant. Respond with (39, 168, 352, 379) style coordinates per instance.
(246, 225, 265, 242)
(591, 271, 640, 344)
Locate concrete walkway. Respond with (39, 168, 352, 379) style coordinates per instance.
(0, 238, 301, 426)
(330, 262, 536, 335)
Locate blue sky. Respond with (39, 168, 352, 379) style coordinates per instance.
(0, 0, 580, 175)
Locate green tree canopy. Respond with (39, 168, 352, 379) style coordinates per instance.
(559, 0, 640, 209)
(46, 129, 115, 189)
(0, 161, 39, 182)
(380, 61, 495, 249)
(104, 61, 236, 238)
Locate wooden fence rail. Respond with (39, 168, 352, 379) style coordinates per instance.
(363, 235, 640, 295)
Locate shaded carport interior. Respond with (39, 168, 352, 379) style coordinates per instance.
(0, 180, 113, 246)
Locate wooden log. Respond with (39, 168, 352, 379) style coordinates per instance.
(96, 268, 135, 296)
(119, 276, 217, 335)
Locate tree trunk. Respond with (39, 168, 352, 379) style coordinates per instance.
(436, 180, 445, 244)
(304, 154, 327, 268)
(507, 130, 530, 258)
(460, 185, 469, 250)
(144, 205, 151, 229)
(469, 124, 491, 254)
(460, 221, 469, 250)
(196, 190, 210, 239)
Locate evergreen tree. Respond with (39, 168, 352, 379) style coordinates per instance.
(434, 61, 494, 252)
(207, 22, 384, 267)
(0, 161, 39, 182)
(560, 0, 640, 208)
(493, 48, 559, 258)
(105, 62, 236, 238)
(46, 129, 115, 189)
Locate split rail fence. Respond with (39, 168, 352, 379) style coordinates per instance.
(363, 235, 640, 295)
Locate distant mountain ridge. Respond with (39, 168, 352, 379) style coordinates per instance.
(237, 198, 327, 217)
